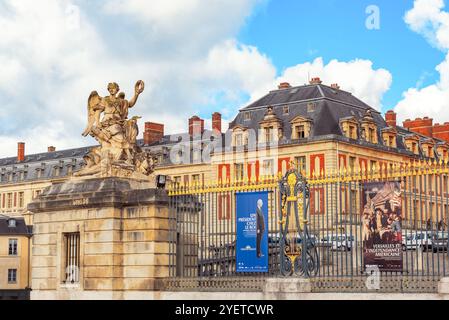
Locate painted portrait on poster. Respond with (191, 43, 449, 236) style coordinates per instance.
(362, 181, 403, 272)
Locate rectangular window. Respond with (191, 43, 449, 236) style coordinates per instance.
(283, 106, 289, 114)
(218, 194, 231, 220)
(295, 125, 305, 139)
(265, 127, 273, 143)
(63, 232, 80, 284)
(349, 156, 356, 172)
(192, 174, 201, 185)
(412, 142, 417, 154)
(18, 192, 24, 208)
(368, 128, 375, 142)
(294, 156, 306, 173)
(349, 126, 355, 139)
(234, 163, 244, 180)
(33, 190, 42, 199)
(7, 193, 12, 209)
(244, 112, 251, 121)
(173, 176, 181, 186)
(8, 239, 18, 256)
(350, 190, 357, 214)
(8, 269, 17, 283)
(262, 159, 274, 175)
(235, 133, 243, 147)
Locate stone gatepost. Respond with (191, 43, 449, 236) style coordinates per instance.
(28, 177, 170, 300)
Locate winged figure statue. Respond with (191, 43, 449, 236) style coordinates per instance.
(74, 80, 156, 179)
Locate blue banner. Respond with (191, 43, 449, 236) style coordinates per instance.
(236, 191, 269, 273)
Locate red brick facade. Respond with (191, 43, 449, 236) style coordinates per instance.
(189, 116, 204, 136)
(400, 115, 449, 143)
(144, 122, 164, 145)
(17, 142, 25, 162)
(212, 112, 222, 133)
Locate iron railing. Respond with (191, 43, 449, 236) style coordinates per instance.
(166, 161, 449, 292)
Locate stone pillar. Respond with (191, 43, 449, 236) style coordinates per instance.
(28, 177, 170, 300)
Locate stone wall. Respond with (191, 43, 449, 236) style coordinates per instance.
(29, 177, 170, 300)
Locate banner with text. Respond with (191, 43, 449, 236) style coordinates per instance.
(236, 191, 269, 273)
(362, 181, 403, 272)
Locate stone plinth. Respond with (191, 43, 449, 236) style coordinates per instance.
(28, 177, 170, 300)
(263, 277, 311, 299)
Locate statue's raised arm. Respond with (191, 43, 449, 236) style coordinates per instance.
(128, 80, 145, 109)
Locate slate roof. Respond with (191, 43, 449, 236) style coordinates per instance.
(230, 83, 447, 156)
(0, 129, 223, 184)
(0, 215, 31, 236)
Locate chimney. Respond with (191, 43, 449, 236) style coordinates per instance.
(330, 83, 340, 90)
(278, 82, 291, 90)
(48, 146, 56, 152)
(212, 112, 222, 133)
(309, 77, 322, 85)
(403, 116, 433, 137)
(17, 142, 25, 162)
(433, 122, 449, 143)
(385, 110, 397, 127)
(144, 122, 164, 145)
(189, 116, 204, 136)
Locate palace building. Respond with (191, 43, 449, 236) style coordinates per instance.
(2, 78, 449, 218)
(1, 78, 449, 297)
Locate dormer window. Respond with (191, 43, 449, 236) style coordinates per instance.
(290, 116, 312, 140)
(283, 106, 289, 115)
(243, 112, 251, 121)
(340, 117, 359, 140)
(8, 219, 16, 228)
(437, 144, 449, 162)
(360, 110, 378, 144)
(232, 126, 248, 147)
(382, 127, 397, 148)
(404, 134, 420, 155)
(259, 106, 282, 144)
(421, 140, 436, 158)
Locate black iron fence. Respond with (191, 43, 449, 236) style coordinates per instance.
(166, 162, 449, 293)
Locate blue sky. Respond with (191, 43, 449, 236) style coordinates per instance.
(1, 0, 449, 157)
(237, 0, 445, 112)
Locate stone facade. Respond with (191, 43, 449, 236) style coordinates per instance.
(28, 177, 170, 300)
(0, 216, 31, 300)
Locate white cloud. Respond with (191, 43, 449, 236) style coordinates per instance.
(394, 0, 449, 123)
(0, 0, 392, 158)
(0, 0, 268, 157)
(272, 57, 392, 110)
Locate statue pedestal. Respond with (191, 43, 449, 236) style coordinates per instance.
(28, 177, 170, 300)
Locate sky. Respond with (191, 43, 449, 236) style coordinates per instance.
(0, 0, 449, 157)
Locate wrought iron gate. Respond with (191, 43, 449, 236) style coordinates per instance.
(166, 161, 449, 293)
